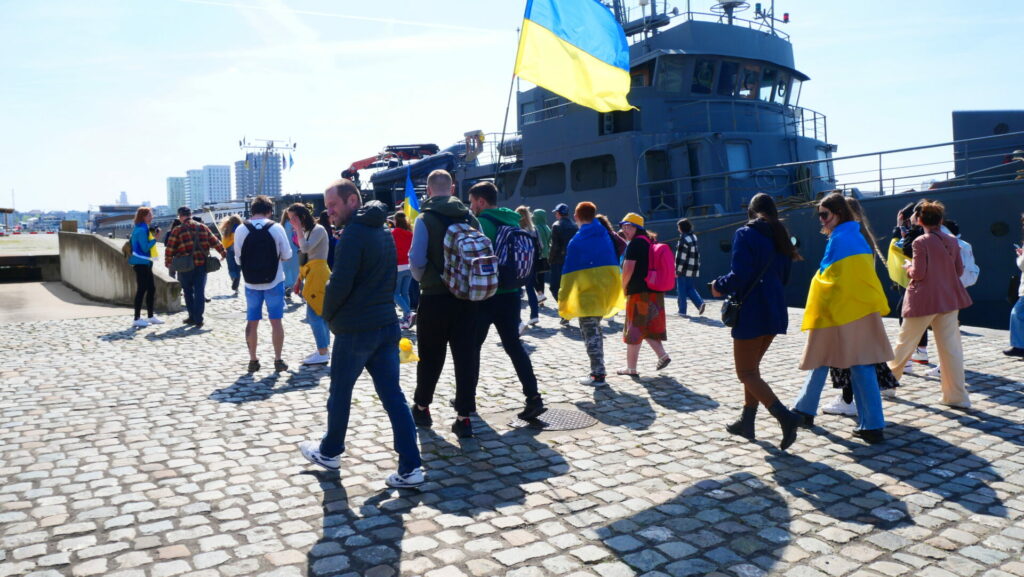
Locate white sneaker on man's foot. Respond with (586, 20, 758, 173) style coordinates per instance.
(528, 317, 540, 326)
(298, 440, 340, 471)
(925, 366, 941, 377)
(519, 322, 529, 336)
(881, 388, 897, 399)
(132, 318, 149, 328)
(302, 352, 330, 366)
(912, 347, 929, 364)
(146, 316, 164, 325)
(822, 395, 858, 416)
(385, 467, 425, 488)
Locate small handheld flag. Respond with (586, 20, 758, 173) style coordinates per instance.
(403, 167, 420, 223)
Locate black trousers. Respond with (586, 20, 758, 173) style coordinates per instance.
(413, 293, 480, 416)
(475, 291, 539, 400)
(133, 265, 155, 319)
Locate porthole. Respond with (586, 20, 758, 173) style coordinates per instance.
(994, 123, 1010, 135)
(992, 222, 1009, 237)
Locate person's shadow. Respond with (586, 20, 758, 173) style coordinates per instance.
(636, 375, 720, 414)
(576, 384, 658, 430)
(304, 417, 569, 575)
(595, 472, 791, 576)
(893, 396, 1024, 448)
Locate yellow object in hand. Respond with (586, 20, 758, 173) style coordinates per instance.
(399, 338, 419, 364)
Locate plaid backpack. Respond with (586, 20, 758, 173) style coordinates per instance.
(480, 213, 535, 290)
(441, 222, 498, 301)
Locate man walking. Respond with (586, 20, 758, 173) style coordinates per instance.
(299, 179, 424, 488)
(468, 182, 547, 421)
(234, 195, 292, 373)
(164, 206, 225, 329)
(409, 170, 481, 438)
(548, 203, 578, 325)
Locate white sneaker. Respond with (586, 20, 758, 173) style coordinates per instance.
(579, 375, 608, 386)
(881, 388, 897, 399)
(519, 322, 529, 336)
(302, 352, 330, 366)
(912, 347, 929, 364)
(537, 294, 547, 306)
(925, 366, 941, 378)
(385, 467, 425, 489)
(132, 318, 149, 328)
(903, 361, 915, 373)
(822, 395, 858, 416)
(298, 440, 340, 471)
(146, 316, 165, 325)
(528, 317, 540, 326)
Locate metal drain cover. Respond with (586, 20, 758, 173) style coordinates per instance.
(509, 408, 597, 431)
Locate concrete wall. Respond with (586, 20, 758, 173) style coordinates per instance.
(58, 232, 182, 313)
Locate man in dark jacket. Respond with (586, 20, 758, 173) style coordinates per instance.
(298, 179, 424, 488)
(548, 203, 578, 324)
(468, 182, 546, 421)
(408, 170, 481, 438)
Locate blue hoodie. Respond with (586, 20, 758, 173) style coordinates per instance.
(128, 222, 157, 266)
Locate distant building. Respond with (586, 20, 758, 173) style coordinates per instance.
(235, 152, 282, 199)
(167, 177, 186, 209)
(184, 170, 203, 209)
(118, 191, 128, 205)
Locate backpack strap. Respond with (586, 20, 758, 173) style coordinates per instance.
(421, 210, 455, 276)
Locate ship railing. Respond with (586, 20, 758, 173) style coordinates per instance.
(671, 99, 827, 143)
(672, 3, 790, 40)
(636, 130, 1024, 222)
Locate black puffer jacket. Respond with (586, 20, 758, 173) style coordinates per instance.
(322, 201, 398, 333)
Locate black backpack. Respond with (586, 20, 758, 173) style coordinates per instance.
(240, 221, 280, 284)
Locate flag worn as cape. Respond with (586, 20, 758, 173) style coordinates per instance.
(802, 220, 890, 331)
(558, 221, 625, 319)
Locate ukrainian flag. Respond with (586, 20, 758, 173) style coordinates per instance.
(802, 221, 889, 331)
(514, 0, 633, 113)
(886, 238, 910, 288)
(558, 221, 625, 319)
(403, 167, 420, 223)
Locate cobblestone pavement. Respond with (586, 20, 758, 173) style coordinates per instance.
(2, 269, 1024, 577)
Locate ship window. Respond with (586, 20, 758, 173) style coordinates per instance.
(691, 59, 715, 95)
(655, 55, 686, 93)
(543, 96, 566, 120)
(726, 143, 751, 179)
(759, 68, 777, 101)
(571, 155, 617, 191)
(738, 64, 760, 99)
(521, 100, 539, 125)
(521, 163, 565, 197)
(772, 72, 790, 104)
(717, 61, 739, 96)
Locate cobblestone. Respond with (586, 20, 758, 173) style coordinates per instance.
(3, 268, 1024, 576)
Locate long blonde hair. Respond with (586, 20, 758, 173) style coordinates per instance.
(515, 206, 534, 232)
(220, 214, 243, 237)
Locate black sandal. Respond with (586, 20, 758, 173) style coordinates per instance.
(656, 356, 672, 370)
(247, 360, 260, 373)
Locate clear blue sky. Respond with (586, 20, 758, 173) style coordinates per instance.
(2, 0, 1021, 212)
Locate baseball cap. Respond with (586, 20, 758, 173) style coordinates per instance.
(553, 203, 569, 215)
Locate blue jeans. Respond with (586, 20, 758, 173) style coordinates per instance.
(676, 276, 704, 314)
(307, 305, 331, 350)
(1011, 296, 1024, 348)
(394, 270, 412, 318)
(178, 268, 207, 323)
(794, 365, 885, 431)
(226, 246, 240, 281)
(319, 322, 421, 474)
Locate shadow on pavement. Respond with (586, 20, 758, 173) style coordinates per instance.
(596, 472, 791, 576)
(637, 376, 720, 414)
(576, 384, 657, 430)
(895, 396, 1024, 448)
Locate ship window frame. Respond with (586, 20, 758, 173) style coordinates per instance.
(737, 63, 761, 99)
(725, 142, 752, 179)
(570, 155, 618, 192)
(521, 162, 566, 198)
(716, 61, 740, 97)
(691, 58, 715, 95)
(654, 54, 687, 94)
(520, 100, 539, 126)
(772, 72, 791, 105)
(759, 68, 778, 102)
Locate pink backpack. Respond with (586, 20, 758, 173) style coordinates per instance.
(640, 237, 676, 292)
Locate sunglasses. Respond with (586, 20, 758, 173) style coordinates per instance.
(817, 211, 832, 221)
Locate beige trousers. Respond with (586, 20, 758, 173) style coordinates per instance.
(888, 310, 970, 406)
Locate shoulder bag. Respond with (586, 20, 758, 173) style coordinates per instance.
(170, 226, 196, 273)
(721, 255, 774, 328)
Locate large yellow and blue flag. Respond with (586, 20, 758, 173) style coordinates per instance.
(802, 221, 889, 331)
(558, 221, 625, 319)
(403, 167, 420, 224)
(514, 0, 632, 113)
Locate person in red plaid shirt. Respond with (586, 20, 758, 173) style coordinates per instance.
(165, 206, 226, 328)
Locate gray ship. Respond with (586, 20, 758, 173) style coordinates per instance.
(368, 1, 1024, 329)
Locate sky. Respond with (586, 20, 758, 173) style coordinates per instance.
(2, 0, 1022, 212)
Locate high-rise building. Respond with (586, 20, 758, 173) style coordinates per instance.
(118, 191, 128, 205)
(166, 177, 186, 209)
(184, 169, 203, 208)
(180, 166, 232, 208)
(234, 152, 283, 199)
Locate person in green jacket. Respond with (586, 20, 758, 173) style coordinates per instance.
(532, 208, 552, 303)
(468, 182, 547, 423)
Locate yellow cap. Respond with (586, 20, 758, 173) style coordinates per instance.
(619, 213, 645, 228)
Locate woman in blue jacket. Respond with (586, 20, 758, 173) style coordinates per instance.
(712, 193, 801, 450)
(129, 207, 163, 328)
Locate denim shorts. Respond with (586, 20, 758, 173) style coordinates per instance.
(245, 281, 285, 321)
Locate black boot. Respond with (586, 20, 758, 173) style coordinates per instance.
(768, 401, 799, 451)
(726, 406, 757, 440)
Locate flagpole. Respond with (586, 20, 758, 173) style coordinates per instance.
(495, 4, 530, 182)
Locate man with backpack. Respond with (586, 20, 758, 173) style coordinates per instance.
(233, 195, 293, 373)
(409, 170, 487, 438)
(164, 206, 226, 329)
(468, 182, 547, 422)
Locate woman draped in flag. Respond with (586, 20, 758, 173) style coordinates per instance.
(791, 192, 894, 444)
(558, 202, 625, 387)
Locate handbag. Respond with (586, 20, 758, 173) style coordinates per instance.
(720, 256, 774, 328)
(205, 256, 221, 273)
(1010, 274, 1022, 304)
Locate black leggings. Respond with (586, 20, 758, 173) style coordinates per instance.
(133, 265, 155, 320)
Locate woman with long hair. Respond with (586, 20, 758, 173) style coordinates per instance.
(887, 200, 973, 408)
(516, 205, 541, 331)
(128, 207, 163, 327)
(618, 212, 670, 375)
(281, 209, 302, 301)
(220, 214, 244, 293)
(1008, 213, 1024, 357)
(711, 193, 801, 450)
(595, 214, 627, 260)
(287, 203, 332, 366)
(392, 211, 415, 329)
(789, 192, 893, 443)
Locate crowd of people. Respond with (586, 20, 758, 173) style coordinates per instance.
(125, 168, 1023, 487)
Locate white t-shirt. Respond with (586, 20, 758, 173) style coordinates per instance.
(233, 217, 293, 290)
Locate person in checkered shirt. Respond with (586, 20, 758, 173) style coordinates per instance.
(674, 218, 705, 316)
(164, 206, 226, 328)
